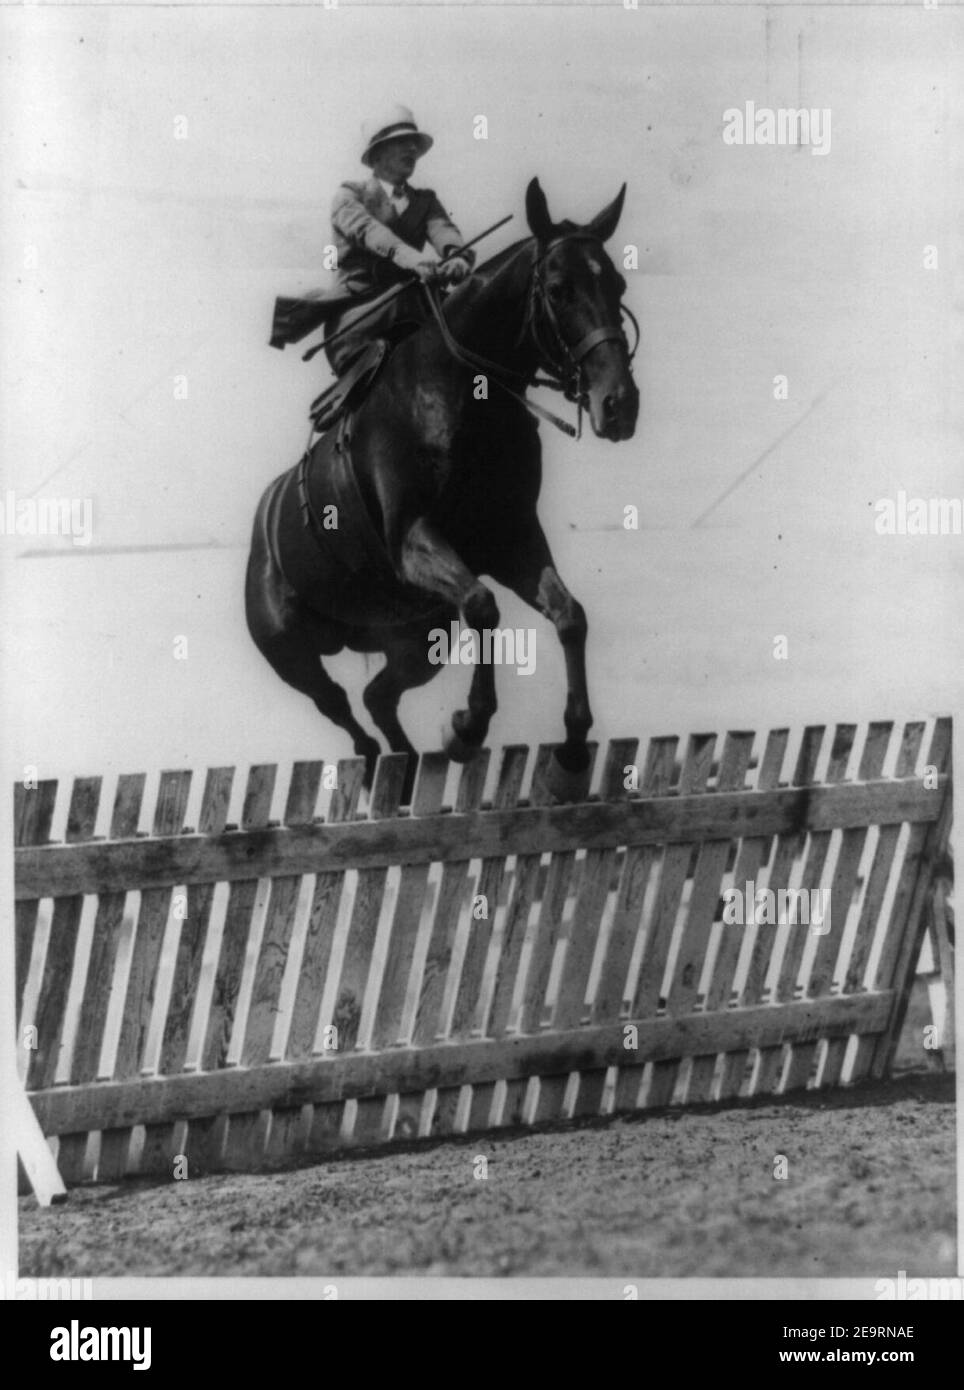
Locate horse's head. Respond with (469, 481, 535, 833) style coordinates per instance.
(525, 178, 639, 442)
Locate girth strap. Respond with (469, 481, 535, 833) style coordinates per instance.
(296, 444, 322, 543)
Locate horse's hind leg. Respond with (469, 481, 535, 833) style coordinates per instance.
(362, 626, 445, 801)
(260, 629, 382, 786)
(245, 481, 381, 782)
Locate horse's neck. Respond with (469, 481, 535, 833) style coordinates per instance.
(443, 245, 539, 382)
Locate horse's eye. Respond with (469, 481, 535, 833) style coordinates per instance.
(547, 282, 567, 302)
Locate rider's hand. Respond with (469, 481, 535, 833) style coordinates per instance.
(393, 244, 439, 283)
(439, 256, 471, 286)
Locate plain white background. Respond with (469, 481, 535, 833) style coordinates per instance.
(1, 0, 960, 778)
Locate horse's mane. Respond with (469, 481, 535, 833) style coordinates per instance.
(442, 219, 600, 327)
(471, 235, 532, 280)
(471, 220, 585, 280)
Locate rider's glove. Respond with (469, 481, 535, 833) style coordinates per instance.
(393, 244, 438, 282)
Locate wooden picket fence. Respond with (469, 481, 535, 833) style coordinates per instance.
(14, 717, 952, 1187)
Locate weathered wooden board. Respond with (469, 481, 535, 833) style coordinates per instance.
(15, 776, 946, 899)
(30, 990, 895, 1137)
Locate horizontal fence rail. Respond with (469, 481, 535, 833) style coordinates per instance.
(15, 778, 947, 901)
(13, 717, 953, 1185)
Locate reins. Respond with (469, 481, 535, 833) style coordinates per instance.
(424, 232, 639, 440)
(421, 279, 581, 439)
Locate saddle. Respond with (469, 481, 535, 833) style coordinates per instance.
(308, 338, 391, 435)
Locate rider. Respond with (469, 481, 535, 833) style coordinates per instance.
(322, 105, 474, 375)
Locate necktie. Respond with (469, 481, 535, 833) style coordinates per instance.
(391, 182, 407, 201)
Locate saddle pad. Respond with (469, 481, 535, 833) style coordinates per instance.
(298, 417, 395, 579)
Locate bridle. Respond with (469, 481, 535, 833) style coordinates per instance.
(422, 232, 639, 439)
(523, 232, 640, 435)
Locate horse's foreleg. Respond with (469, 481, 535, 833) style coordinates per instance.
(493, 530, 593, 796)
(398, 516, 499, 756)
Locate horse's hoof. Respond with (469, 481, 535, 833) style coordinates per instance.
(356, 738, 381, 790)
(442, 724, 483, 763)
(544, 750, 592, 803)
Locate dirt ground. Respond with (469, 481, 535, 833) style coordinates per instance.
(19, 1067, 955, 1280)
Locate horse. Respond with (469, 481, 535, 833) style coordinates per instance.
(245, 177, 639, 803)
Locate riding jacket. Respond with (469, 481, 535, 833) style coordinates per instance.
(331, 178, 471, 295)
(269, 177, 473, 350)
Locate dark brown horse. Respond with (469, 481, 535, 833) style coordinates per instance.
(246, 178, 639, 800)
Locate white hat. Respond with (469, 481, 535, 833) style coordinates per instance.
(360, 104, 434, 167)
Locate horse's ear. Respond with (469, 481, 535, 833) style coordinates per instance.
(587, 183, 626, 242)
(525, 178, 555, 242)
